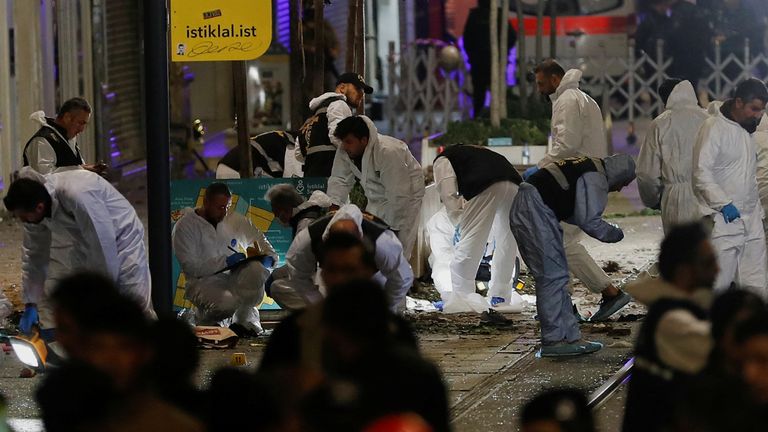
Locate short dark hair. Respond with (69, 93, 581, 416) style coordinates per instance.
(733, 312, 768, 345)
(521, 388, 594, 432)
(534, 59, 566, 78)
(318, 230, 376, 270)
(57, 97, 92, 117)
(733, 78, 768, 104)
(3, 178, 51, 213)
(322, 279, 390, 344)
(204, 182, 232, 200)
(333, 116, 370, 141)
(658, 222, 708, 282)
(710, 288, 765, 344)
(658, 78, 683, 106)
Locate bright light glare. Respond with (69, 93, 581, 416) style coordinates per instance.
(10, 339, 40, 368)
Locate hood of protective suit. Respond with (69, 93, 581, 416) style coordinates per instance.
(665, 81, 698, 110)
(360, 115, 379, 139)
(758, 113, 768, 133)
(625, 276, 712, 310)
(29, 111, 70, 143)
(603, 154, 636, 190)
(17, 166, 47, 183)
(322, 204, 363, 239)
(309, 92, 347, 111)
(707, 100, 723, 116)
(293, 190, 333, 216)
(553, 69, 582, 100)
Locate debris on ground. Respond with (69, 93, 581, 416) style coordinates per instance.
(409, 280, 442, 302)
(406, 311, 526, 335)
(602, 260, 621, 273)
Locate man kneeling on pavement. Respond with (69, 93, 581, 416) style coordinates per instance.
(172, 183, 278, 337)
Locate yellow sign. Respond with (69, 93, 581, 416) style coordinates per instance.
(170, 0, 272, 62)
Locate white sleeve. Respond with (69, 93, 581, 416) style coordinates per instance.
(327, 99, 353, 148)
(636, 120, 663, 209)
(693, 120, 730, 211)
(21, 223, 52, 304)
(655, 310, 712, 374)
(326, 148, 356, 205)
(285, 229, 323, 303)
(378, 145, 424, 233)
(67, 190, 121, 281)
(538, 95, 584, 167)
(433, 157, 464, 224)
(374, 230, 414, 312)
(25, 137, 58, 175)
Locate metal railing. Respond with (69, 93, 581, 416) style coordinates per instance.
(386, 39, 768, 143)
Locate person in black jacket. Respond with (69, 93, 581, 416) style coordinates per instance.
(463, 0, 517, 118)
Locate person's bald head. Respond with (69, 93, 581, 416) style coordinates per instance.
(329, 219, 362, 238)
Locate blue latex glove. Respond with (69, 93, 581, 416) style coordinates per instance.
(260, 256, 275, 268)
(19, 304, 39, 335)
(721, 203, 741, 223)
(523, 166, 539, 180)
(452, 225, 461, 245)
(226, 252, 246, 267)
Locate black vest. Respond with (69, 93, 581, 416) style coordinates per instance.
(218, 131, 290, 177)
(623, 298, 708, 432)
(307, 213, 389, 258)
(434, 145, 522, 201)
(289, 205, 327, 237)
(527, 156, 603, 221)
(23, 121, 83, 168)
(298, 95, 345, 177)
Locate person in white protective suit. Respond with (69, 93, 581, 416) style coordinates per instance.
(326, 116, 425, 259)
(693, 78, 768, 295)
(510, 154, 636, 357)
(172, 183, 278, 337)
(637, 79, 709, 234)
(524, 59, 630, 322)
(756, 114, 768, 243)
(19, 99, 109, 337)
(264, 184, 332, 310)
(4, 168, 154, 338)
(282, 204, 413, 312)
(432, 144, 522, 313)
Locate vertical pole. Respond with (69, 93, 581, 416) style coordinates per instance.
(489, 0, 500, 127)
(143, 0, 172, 315)
(549, 0, 556, 57)
(232, 61, 253, 178)
(289, 0, 303, 130)
(0, 0, 13, 189)
(346, 0, 357, 71)
(515, 0, 528, 117)
(313, 0, 325, 96)
(499, 0, 510, 119)
(535, 0, 544, 63)
(355, 0, 366, 113)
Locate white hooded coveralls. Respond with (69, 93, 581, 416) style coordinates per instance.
(536, 69, 613, 294)
(754, 114, 768, 240)
(637, 80, 709, 234)
(283, 205, 414, 312)
(294, 92, 354, 164)
(693, 105, 767, 294)
(21, 169, 153, 320)
(432, 157, 519, 312)
(327, 116, 425, 258)
(172, 209, 278, 326)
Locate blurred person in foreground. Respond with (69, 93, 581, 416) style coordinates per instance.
(520, 388, 594, 432)
(622, 222, 717, 432)
(301, 280, 449, 432)
(172, 182, 278, 337)
(39, 272, 203, 432)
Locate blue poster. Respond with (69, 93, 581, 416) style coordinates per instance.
(170, 178, 327, 311)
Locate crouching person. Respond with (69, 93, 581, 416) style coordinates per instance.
(172, 183, 278, 337)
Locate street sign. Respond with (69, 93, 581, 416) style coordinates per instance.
(170, 0, 272, 62)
